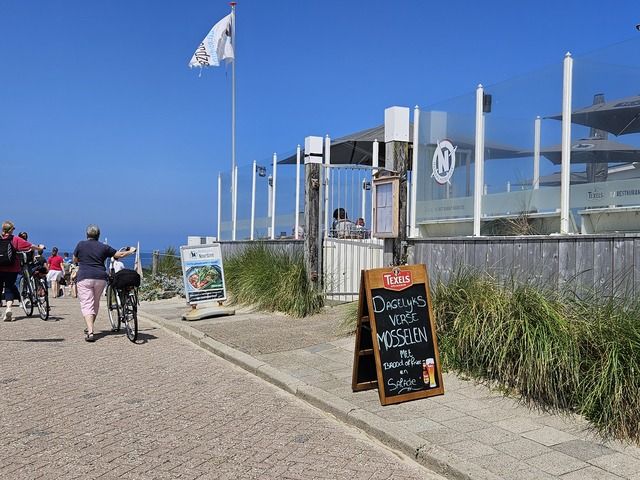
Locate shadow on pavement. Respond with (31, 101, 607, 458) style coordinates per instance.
(0, 338, 66, 343)
(90, 327, 158, 345)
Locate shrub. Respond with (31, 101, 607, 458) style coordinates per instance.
(139, 273, 184, 301)
(224, 243, 323, 317)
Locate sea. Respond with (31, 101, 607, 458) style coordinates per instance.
(55, 249, 160, 269)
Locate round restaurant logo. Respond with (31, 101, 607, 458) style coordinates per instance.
(432, 140, 457, 185)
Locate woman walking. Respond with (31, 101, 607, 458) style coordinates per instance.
(46, 247, 65, 298)
(73, 225, 135, 342)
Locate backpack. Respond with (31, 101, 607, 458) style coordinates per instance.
(0, 235, 15, 266)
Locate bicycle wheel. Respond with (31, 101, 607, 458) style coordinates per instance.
(19, 276, 34, 317)
(107, 286, 120, 331)
(36, 279, 50, 320)
(124, 291, 138, 342)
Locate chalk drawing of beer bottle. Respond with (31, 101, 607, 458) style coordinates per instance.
(426, 358, 437, 387)
(422, 360, 430, 385)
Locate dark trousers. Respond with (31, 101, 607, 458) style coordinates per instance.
(0, 271, 20, 301)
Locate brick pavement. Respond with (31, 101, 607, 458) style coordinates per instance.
(0, 296, 445, 479)
(139, 299, 640, 480)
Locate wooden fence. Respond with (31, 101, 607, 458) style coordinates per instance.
(409, 234, 640, 297)
(219, 235, 640, 299)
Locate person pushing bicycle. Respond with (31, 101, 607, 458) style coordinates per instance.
(0, 222, 45, 322)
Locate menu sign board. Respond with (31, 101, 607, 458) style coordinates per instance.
(352, 264, 444, 405)
(180, 243, 227, 305)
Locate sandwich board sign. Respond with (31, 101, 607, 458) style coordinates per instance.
(352, 264, 444, 406)
(180, 243, 226, 305)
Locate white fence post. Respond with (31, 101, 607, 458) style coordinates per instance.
(271, 152, 277, 239)
(295, 145, 301, 239)
(361, 179, 366, 221)
(232, 164, 238, 241)
(217, 172, 222, 240)
(410, 105, 420, 237)
(250, 160, 257, 240)
(533, 116, 541, 190)
(372, 139, 379, 226)
(560, 52, 573, 234)
(268, 174, 273, 238)
(473, 84, 485, 237)
(324, 135, 331, 238)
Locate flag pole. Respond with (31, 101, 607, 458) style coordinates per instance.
(230, 2, 237, 238)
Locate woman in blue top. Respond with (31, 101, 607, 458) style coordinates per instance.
(73, 224, 135, 342)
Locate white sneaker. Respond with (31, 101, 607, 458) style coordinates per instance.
(3, 311, 12, 322)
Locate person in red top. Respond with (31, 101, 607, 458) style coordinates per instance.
(0, 220, 45, 322)
(47, 247, 65, 298)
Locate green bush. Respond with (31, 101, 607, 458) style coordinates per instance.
(341, 269, 640, 443)
(435, 270, 640, 443)
(434, 273, 580, 411)
(224, 243, 323, 317)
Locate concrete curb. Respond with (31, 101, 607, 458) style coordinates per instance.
(138, 311, 498, 480)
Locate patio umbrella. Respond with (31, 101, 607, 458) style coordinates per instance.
(548, 94, 640, 136)
(530, 137, 640, 165)
(278, 124, 527, 165)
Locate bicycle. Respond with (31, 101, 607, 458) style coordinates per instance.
(18, 252, 50, 320)
(106, 259, 140, 343)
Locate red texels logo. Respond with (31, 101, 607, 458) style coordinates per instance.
(383, 268, 413, 291)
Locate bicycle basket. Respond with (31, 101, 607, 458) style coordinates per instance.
(112, 269, 141, 289)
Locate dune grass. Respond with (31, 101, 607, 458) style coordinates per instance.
(224, 243, 324, 317)
(341, 269, 640, 443)
(435, 271, 640, 443)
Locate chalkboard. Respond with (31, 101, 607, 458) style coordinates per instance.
(353, 264, 444, 405)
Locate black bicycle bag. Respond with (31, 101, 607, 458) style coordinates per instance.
(112, 269, 141, 289)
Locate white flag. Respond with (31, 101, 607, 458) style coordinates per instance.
(189, 13, 234, 68)
(134, 241, 143, 279)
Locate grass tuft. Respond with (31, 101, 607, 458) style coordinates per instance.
(224, 243, 324, 317)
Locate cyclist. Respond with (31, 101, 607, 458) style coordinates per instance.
(0, 221, 45, 322)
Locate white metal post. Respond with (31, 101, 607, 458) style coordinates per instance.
(473, 85, 485, 237)
(217, 172, 222, 240)
(410, 106, 420, 238)
(533, 116, 541, 190)
(271, 152, 277, 239)
(361, 179, 366, 220)
(324, 135, 331, 237)
(372, 139, 379, 175)
(371, 139, 379, 227)
(267, 175, 273, 238)
(560, 53, 573, 234)
(295, 145, 301, 239)
(250, 160, 257, 240)
(232, 164, 238, 241)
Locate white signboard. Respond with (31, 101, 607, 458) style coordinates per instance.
(180, 243, 227, 305)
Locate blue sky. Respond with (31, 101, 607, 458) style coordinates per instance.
(2, 1, 639, 252)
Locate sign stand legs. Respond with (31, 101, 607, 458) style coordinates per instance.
(182, 303, 235, 321)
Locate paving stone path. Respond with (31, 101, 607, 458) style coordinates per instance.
(0, 296, 444, 479)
